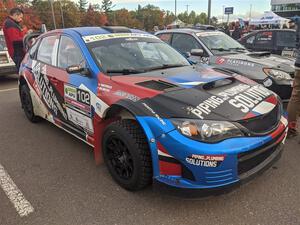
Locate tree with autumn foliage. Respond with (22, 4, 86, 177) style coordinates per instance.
(0, 0, 41, 30)
(81, 4, 107, 27)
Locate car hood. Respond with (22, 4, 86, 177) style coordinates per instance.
(110, 65, 279, 122)
(219, 52, 295, 73)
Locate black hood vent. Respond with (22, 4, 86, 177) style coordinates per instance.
(136, 80, 178, 91)
(247, 51, 271, 57)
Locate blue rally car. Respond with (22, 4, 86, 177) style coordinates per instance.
(19, 26, 288, 192)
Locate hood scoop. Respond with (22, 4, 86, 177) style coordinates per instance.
(247, 51, 271, 58)
(136, 80, 178, 91)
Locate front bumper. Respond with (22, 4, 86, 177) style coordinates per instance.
(152, 117, 287, 192)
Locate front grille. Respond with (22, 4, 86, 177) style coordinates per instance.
(238, 104, 280, 134)
(237, 130, 284, 175)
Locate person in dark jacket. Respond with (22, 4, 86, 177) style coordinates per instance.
(287, 18, 300, 138)
(231, 21, 242, 40)
(2, 8, 29, 71)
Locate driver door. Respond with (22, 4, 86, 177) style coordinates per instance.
(55, 35, 96, 139)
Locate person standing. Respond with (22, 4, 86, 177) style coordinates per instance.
(2, 8, 29, 71)
(287, 18, 300, 137)
(231, 21, 242, 40)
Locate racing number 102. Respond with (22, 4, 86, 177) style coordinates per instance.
(77, 89, 90, 105)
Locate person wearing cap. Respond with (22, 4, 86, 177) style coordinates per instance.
(2, 7, 30, 71)
(287, 18, 300, 138)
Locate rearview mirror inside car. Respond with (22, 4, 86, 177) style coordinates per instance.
(66, 65, 90, 76)
(191, 49, 204, 57)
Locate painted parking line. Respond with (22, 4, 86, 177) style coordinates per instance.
(0, 164, 34, 217)
(0, 87, 18, 93)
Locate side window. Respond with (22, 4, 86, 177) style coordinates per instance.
(157, 33, 172, 44)
(255, 31, 273, 47)
(37, 36, 58, 65)
(172, 33, 202, 53)
(246, 35, 255, 44)
(29, 39, 41, 59)
(277, 31, 296, 48)
(57, 36, 84, 69)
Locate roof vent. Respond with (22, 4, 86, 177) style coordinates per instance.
(102, 26, 132, 33)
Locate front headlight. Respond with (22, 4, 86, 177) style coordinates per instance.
(263, 68, 292, 81)
(171, 119, 244, 143)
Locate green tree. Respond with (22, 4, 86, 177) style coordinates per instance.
(78, 0, 87, 12)
(101, 0, 112, 13)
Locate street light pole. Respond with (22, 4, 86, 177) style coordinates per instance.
(49, 0, 56, 29)
(175, 0, 177, 19)
(208, 0, 211, 25)
(59, 0, 65, 28)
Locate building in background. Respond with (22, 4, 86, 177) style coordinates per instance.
(271, 0, 300, 18)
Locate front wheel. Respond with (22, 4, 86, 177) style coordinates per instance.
(20, 84, 40, 123)
(102, 120, 153, 191)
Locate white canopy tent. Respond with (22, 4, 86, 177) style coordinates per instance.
(249, 11, 289, 26)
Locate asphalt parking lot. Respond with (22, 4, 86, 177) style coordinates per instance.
(0, 74, 300, 225)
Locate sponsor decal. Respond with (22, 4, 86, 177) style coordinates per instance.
(186, 154, 225, 167)
(188, 84, 273, 119)
(142, 102, 166, 125)
(82, 33, 158, 43)
(98, 83, 112, 93)
(32, 61, 67, 120)
(66, 107, 94, 133)
(64, 84, 91, 115)
(114, 90, 140, 102)
(216, 57, 226, 65)
(226, 59, 255, 67)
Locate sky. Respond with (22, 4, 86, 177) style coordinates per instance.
(105, 0, 271, 19)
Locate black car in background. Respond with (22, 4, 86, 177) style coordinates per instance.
(155, 29, 294, 101)
(239, 29, 296, 57)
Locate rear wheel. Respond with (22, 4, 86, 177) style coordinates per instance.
(20, 84, 40, 123)
(102, 120, 153, 191)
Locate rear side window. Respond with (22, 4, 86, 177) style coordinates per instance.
(277, 31, 296, 48)
(37, 36, 58, 65)
(172, 33, 202, 53)
(57, 36, 84, 69)
(157, 33, 172, 44)
(255, 31, 273, 47)
(29, 39, 41, 59)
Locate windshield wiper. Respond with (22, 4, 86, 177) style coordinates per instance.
(145, 64, 187, 72)
(229, 47, 247, 52)
(106, 69, 145, 75)
(211, 48, 230, 52)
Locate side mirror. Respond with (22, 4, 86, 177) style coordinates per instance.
(66, 65, 90, 76)
(191, 49, 204, 57)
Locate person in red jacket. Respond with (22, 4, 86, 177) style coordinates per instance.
(3, 8, 29, 71)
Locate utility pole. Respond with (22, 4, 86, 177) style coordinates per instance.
(249, 4, 252, 20)
(49, 0, 56, 29)
(222, 5, 225, 23)
(186, 4, 190, 15)
(208, 0, 211, 25)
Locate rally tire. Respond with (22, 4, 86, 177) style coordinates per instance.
(102, 120, 153, 191)
(20, 84, 40, 123)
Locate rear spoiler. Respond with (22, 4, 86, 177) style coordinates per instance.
(23, 32, 42, 52)
(23, 24, 47, 52)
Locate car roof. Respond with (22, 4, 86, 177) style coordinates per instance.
(50, 26, 149, 37)
(242, 29, 295, 37)
(156, 28, 222, 35)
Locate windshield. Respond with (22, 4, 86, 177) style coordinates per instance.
(197, 32, 247, 55)
(0, 35, 7, 51)
(87, 35, 190, 74)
